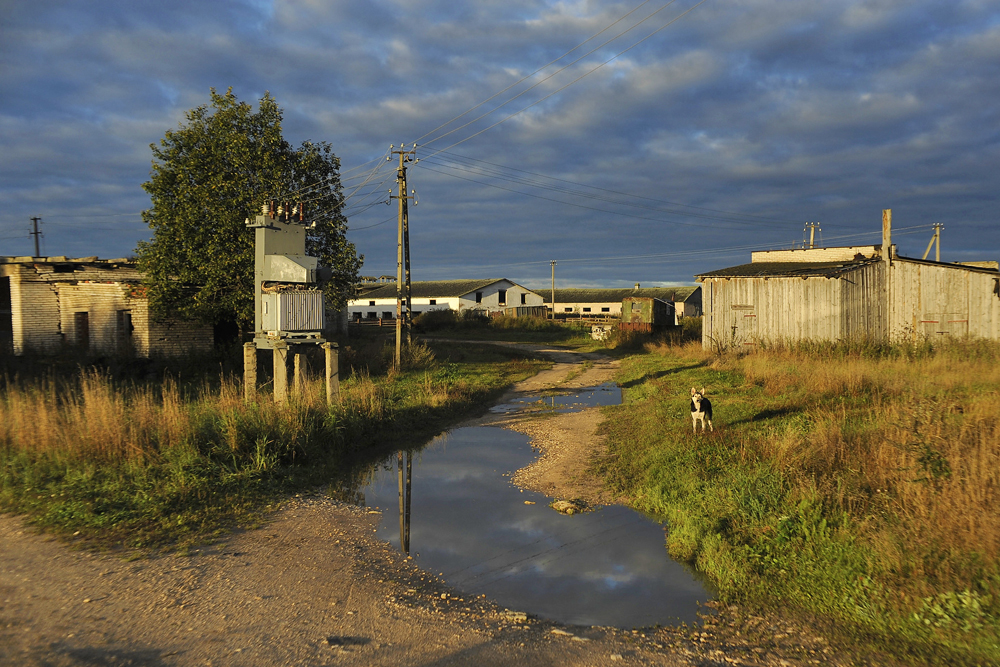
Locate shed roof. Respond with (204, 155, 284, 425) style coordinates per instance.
(696, 259, 878, 279)
(550, 287, 699, 303)
(357, 279, 523, 300)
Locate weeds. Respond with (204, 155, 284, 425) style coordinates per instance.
(599, 337, 1000, 664)
(0, 340, 545, 549)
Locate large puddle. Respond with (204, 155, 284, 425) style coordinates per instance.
(348, 385, 712, 628)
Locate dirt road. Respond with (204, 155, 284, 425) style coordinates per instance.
(1, 344, 850, 666)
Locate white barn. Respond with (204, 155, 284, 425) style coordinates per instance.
(349, 279, 544, 321)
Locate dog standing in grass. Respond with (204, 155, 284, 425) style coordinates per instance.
(690, 387, 713, 433)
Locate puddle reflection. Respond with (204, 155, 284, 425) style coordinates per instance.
(355, 425, 712, 628)
(490, 381, 622, 414)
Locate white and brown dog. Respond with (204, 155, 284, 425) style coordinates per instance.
(690, 387, 713, 433)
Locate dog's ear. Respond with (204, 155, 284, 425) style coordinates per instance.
(700, 387, 706, 395)
(690, 387, 696, 395)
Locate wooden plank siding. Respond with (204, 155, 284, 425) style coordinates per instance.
(890, 260, 1000, 341)
(701, 257, 998, 349)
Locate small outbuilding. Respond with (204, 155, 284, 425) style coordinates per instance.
(695, 214, 1000, 349)
(1, 256, 213, 357)
(549, 286, 701, 322)
(347, 279, 544, 320)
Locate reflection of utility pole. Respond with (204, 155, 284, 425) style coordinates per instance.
(390, 145, 417, 368)
(397, 450, 412, 555)
(922, 223, 944, 262)
(550, 260, 556, 320)
(30, 217, 43, 257)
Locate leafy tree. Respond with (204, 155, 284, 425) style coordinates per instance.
(136, 88, 362, 332)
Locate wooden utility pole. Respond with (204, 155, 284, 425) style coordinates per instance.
(922, 223, 944, 262)
(30, 217, 42, 257)
(391, 144, 417, 368)
(883, 209, 892, 340)
(805, 222, 820, 249)
(550, 260, 556, 319)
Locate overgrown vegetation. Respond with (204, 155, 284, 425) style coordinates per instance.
(0, 338, 545, 549)
(599, 337, 1000, 664)
(412, 309, 592, 343)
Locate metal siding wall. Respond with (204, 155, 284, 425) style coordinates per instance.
(278, 291, 324, 331)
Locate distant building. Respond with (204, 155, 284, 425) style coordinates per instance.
(547, 286, 701, 322)
(347, 279, 544, 320)
(1, 256, 213, 357)
(696, 242, 1000, 349)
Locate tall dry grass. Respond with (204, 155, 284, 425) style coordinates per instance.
(722, 341, 1000, 596)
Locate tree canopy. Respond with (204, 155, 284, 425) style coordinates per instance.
(136, 88, 362, 331)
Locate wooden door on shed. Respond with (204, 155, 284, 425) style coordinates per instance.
(730, 303, 758, 348)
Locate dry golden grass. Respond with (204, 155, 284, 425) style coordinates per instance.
(716, 342, 1000, 594)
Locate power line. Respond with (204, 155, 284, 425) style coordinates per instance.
(420, 0, 709, 161)
(420, 155, 801, 228)
(417, 0, 674, 148)
(433, 150, 803, 225)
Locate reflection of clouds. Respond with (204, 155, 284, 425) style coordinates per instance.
(364, 426, 710, 627)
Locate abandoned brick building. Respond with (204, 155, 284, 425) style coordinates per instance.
(0, 256, 213, 357)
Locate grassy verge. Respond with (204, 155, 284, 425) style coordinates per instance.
(0, 340, 547, 550)
(598, 338, 1000, 665)
(411, 310, 594, 344)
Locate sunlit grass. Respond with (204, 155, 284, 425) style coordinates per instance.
(600, 337, 1000, 664)
(0, 340, 546, 549)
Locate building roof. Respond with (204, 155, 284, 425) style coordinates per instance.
(356, 279, 522, 300)
(697, 253, 1000, 280)
(0, 255, 133, 265)
(696, 259, 879, 279)
(549, 287, 699, 303)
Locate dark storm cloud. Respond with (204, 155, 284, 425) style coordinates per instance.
(1, 1, 997, 284)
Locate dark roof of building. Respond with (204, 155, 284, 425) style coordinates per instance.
(0, 255, 133, 265)
(549, 287, 699, 303)
(695, 259, 879, 279)
(357, 279, 522, 299)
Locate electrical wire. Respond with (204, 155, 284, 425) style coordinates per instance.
(420, 155, 801, 228)
(418, 0, 677, 149)
(433, 150, 803, 225)
(420, 0, 709, 161)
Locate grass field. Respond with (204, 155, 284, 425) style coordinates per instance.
(0, 338, 547, 550)
(599, 337, 1000, 665)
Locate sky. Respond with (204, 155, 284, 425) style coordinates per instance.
(2, 0, 998, 289)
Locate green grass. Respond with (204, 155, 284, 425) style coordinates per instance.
(0, 340, 547, 551)
(597, 339, 1000, 665)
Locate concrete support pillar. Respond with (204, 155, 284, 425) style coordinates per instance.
(272, 342, 289, 405)
(243, 342, 257, 402)
(323, 342, 340, 405)
(293, 347, 308, 397)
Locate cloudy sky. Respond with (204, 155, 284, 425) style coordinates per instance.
(2, 1, 998, 288)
